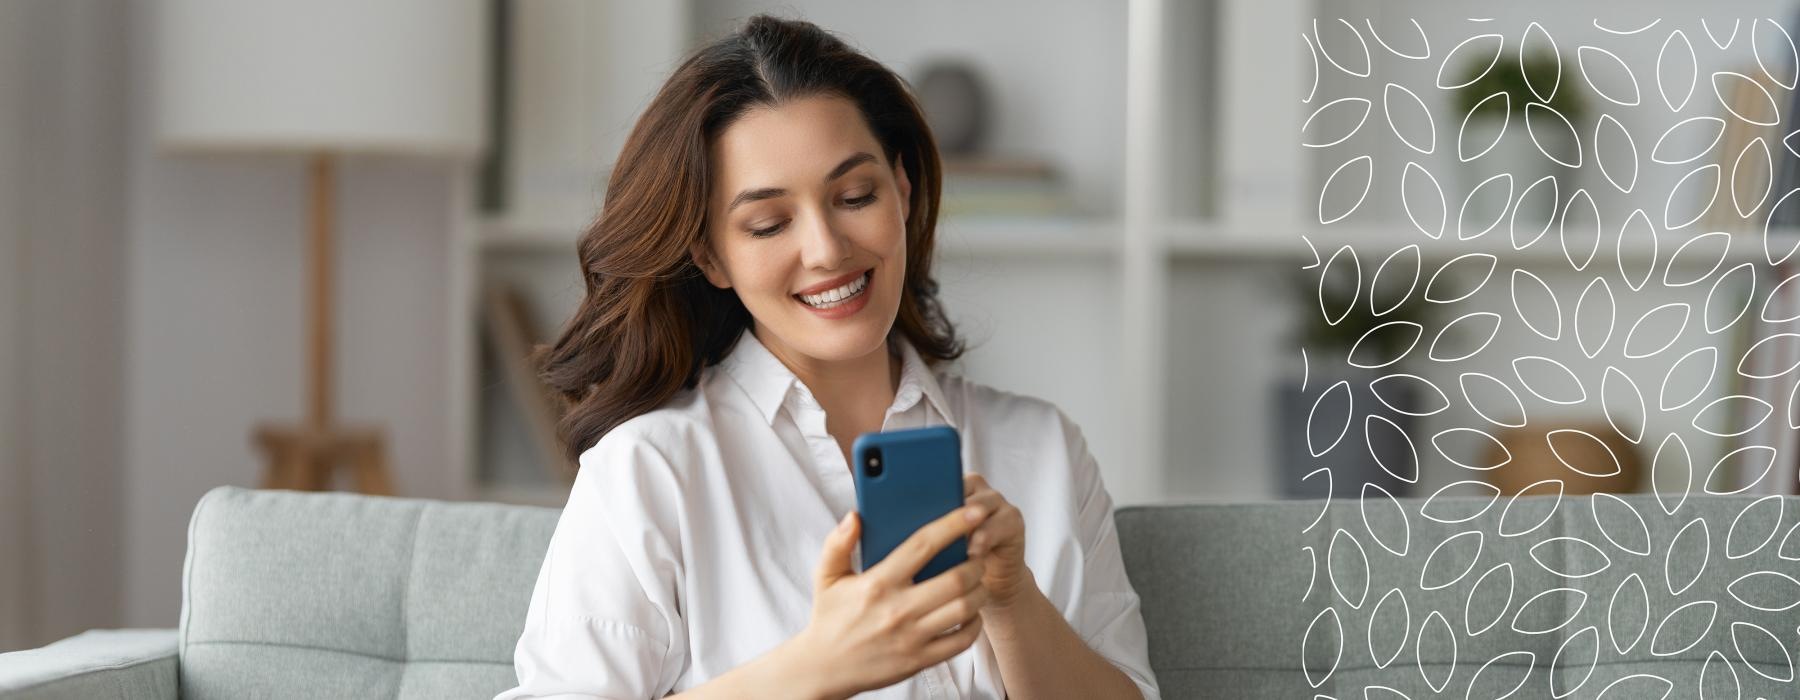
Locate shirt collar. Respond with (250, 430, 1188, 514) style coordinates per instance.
(717, 330, 956, 427)
(891, 334, 957, 427)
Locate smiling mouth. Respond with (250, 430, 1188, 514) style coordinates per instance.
(795, 269, 872, 309)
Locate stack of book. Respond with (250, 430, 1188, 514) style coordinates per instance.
(1702, 66, 1783, 233)
(938, 157, 1077, 218)
(1717, 24, 1800, 494)
(481, 282, 576, 486)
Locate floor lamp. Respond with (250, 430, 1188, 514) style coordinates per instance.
(154, 0, 487, 494)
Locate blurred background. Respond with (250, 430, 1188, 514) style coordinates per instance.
(6, 0, 1800, 656)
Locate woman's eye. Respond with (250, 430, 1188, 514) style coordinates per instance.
(745, 194, 873, 237)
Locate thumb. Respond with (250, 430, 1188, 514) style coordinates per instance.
(814, 511, 859, 588)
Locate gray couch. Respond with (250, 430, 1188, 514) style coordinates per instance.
(2, 486, 1797, 698)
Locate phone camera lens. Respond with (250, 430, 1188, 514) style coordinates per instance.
(865, 448, 884, 478)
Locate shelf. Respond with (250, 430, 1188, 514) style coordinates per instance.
(1164, 220, 1306, 261)
(475, 482, 573, 508)
(479, 214, 1121, 259)
(935, 215, 1119, 259)
(486, 215, 1796, 266)
(1167, 219, 1800, 268)
(480, 216, 584, 254)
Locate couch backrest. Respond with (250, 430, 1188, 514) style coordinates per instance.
(179, 486, 559, 699)
(1114, 494, 1800, 699)
(181, 487, 1800, 699)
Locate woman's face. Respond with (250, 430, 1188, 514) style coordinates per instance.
(693, 94, 912, 366)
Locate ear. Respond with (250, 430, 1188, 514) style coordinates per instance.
(689, 238, 732, 289)
(892, 157, 912, 222)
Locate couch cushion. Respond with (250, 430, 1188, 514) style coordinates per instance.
(1115, 494, 1800, 699)
(180, 486, 1800, 698)
(0, 629, 178, 700)
(178, 486, 559, 700)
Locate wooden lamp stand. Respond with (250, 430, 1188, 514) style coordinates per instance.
(255, 154, 394, 495)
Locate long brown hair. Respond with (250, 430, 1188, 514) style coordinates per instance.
(536, 14, 964, 463)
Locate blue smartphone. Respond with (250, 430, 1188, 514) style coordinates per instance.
(851, 425, 967, 584)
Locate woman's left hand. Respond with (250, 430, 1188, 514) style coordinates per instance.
(961, 473, 1031, 609)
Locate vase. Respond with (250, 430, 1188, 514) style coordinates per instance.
(1459, 116, 1568, 234)
(1274, 369, 1417, 499)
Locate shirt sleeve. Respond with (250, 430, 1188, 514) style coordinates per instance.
(1057, 408, 1162, 700)
(495, 430, 689, 700)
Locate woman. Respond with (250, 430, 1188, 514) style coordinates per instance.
(499, 14, 1158, 700)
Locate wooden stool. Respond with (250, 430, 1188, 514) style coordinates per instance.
(255, 423, 393, 495)
(251, 155, 396, 497)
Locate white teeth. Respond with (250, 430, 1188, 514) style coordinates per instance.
(799, 271, 869, 308)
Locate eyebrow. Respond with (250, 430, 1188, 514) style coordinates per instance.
(726, 152, 879, 212)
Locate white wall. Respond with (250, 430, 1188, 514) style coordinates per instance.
(120, 1, 459, 627)
(0, 0, 32, 653)
(0, 0, 132, 650)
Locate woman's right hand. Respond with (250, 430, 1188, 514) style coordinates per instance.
(785, 506, 991, 700)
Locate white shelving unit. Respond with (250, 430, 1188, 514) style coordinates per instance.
(1168, 219, 1800, 265)
(448, 1, 1800, 508)
(448, 0, 1243, 507)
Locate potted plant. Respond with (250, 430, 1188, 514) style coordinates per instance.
(1451, 48, 1587, 224)
(1273, 263, 1435, 499)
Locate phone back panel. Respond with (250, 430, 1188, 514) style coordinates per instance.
(851, 425, 967, 584)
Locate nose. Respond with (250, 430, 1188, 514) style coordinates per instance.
(797, 211, 852, 270)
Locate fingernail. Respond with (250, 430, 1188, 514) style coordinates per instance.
(963, 506, 982, 523)
(838, 513, 853, 532)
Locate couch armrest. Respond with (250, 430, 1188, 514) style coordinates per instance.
(0, 629, 178, 700)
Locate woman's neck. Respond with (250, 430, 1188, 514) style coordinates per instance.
(754, 326, 902, 461)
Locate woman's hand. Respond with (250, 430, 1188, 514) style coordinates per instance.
(784, 507, 991, 700)
(962, 473, 1032, 609)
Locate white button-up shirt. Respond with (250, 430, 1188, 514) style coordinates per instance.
(497, 331, 1160, 699)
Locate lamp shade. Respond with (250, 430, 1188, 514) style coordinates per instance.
(155, 0, 488, 158)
